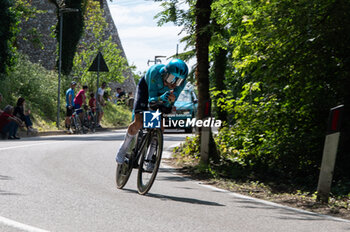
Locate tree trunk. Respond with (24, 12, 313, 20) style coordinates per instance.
(213, 47, 228, 122)
(195, 0, 212, 165)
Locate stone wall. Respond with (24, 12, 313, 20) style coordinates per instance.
(17, 0, 136, 94)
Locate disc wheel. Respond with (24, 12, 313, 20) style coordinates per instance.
(137, 129, 163, 195)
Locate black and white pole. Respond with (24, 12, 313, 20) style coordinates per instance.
(317, 105, 344, 202)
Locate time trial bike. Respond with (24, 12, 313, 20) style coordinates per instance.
(116, 107, 165, 195)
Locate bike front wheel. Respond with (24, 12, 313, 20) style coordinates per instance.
(137, 129, 163, 195)
(116, 153, 133, 189)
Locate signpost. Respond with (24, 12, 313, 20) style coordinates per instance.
(317, 105, 344, 202)
(88, 52, 109, 125)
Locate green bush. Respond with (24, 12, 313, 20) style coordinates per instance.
(0, 54, 57, 122)
(0, 54, 132, 130)
(102, 102, 132, 127)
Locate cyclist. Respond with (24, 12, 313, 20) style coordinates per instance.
(115, 59, 189, 168)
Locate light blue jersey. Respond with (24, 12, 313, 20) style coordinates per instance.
(145, 64, 186, 104)
(66, 88, 75, 107)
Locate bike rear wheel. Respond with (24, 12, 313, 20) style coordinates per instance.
(137, 129, 163, 195)
(70, 116, 82, 134)
(116, 153, 133, 189)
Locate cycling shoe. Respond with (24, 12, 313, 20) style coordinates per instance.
(116, 144, 127, 164)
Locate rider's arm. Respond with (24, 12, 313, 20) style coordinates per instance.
(68, 94, 73, 107)
(145, 65, 165, 103)
(172, 80, 187, 101)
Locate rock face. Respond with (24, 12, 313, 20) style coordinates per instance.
(16, 0, 136, 94)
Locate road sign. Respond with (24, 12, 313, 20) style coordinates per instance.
(88, 52, 109, 72)
(88, 52, 109, 127)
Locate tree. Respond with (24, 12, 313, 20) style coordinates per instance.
(194, 0, 213, 164)
(0, 0, 17, 74)
(50, 0, 86, 75)
(72, 0, 128, 89)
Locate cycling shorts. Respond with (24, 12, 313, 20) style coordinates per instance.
(133, 76, 149, 114)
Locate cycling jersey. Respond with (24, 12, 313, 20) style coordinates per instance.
(133, 64, 186, 115)
(145, 64, 186, 103)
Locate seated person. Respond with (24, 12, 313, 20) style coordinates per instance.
(0, 105, 23, 139)
(14, 97, 37, 133)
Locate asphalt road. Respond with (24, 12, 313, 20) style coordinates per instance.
(0, 130, 349, 232)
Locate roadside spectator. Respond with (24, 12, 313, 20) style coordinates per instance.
(65, 81, 77, 133)
(127, 92, 134, 110)
(74, 85, 88, 121)
(116, 88, 126, 105)
(89, 93, 96, 114)
(0, 105, 23, 140)
(96, 82, 106, 128)
(14, 97, 37, 133)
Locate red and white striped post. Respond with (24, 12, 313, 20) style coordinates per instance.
(317, 105, 344, 202)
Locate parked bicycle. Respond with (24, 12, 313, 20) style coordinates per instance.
(82, 105, 96, 133)
(70, 108, 84, 134)
(116, 106, 165, 195)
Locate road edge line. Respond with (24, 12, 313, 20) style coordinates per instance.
(0, 216, 50, 232)
(161, 163, 350, 224)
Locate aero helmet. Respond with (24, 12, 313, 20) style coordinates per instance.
(160, 59, 188, 86)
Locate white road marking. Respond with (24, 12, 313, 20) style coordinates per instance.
(0, 216, 50, 232)
(161, 163, 350, 223)
(0, 132, 179, 231)
(0, 141, 62, 231)
(0, 141, 64, 151)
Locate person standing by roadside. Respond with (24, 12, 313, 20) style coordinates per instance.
(96, 82, 106, 128)
(74, 85, 88, 121)
(65, 81, 77, 133)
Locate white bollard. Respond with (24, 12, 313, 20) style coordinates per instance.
(317, 105, 344, 202)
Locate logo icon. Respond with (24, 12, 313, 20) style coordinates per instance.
(143, 109, 161, 128)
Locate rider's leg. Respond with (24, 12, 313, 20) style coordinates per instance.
(116, 113, 143, 164)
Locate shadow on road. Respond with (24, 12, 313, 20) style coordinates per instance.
(0, 175, 13, 181)
(0, 190, 21, 196)
(122, 188, 225, 207)
(0, 174, 21, 196)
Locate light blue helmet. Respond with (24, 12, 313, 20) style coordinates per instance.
(160, 59, 188, 86)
